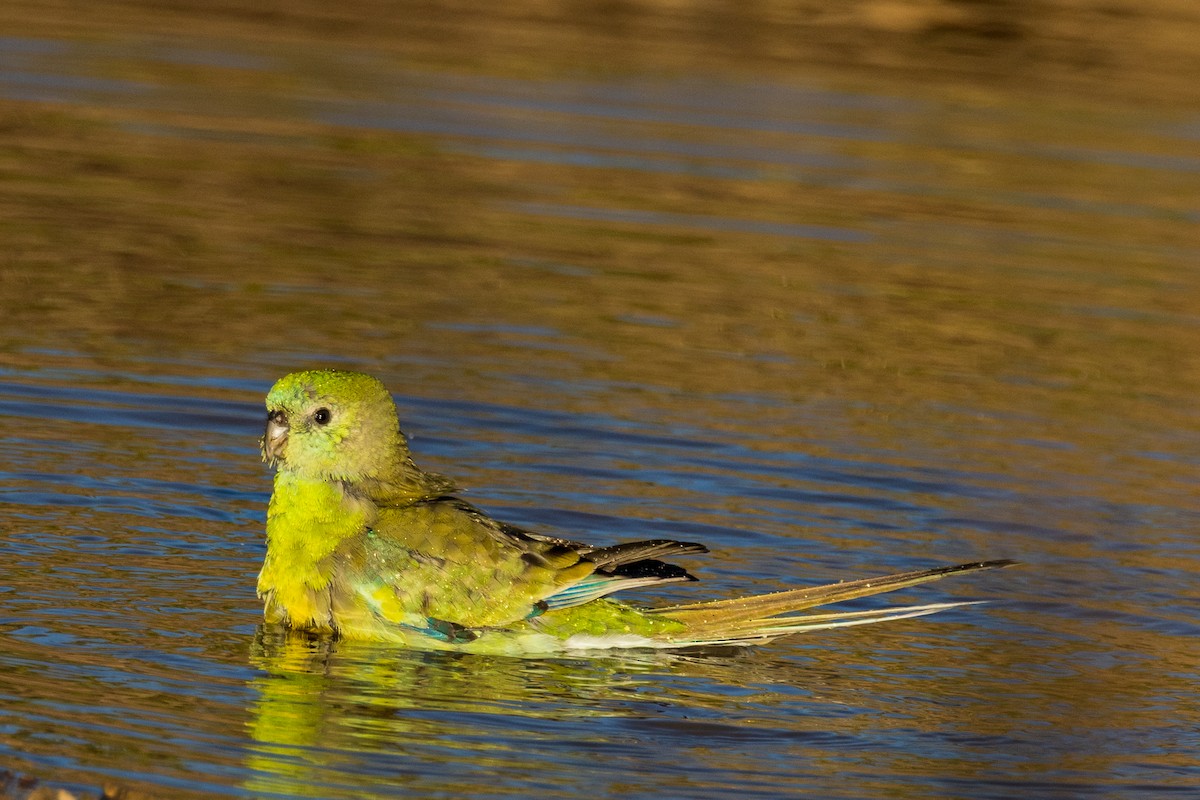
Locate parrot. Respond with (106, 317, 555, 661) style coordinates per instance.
(257, 369, 1015, 655)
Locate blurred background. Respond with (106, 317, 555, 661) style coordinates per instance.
(1, 1, 1198, 798)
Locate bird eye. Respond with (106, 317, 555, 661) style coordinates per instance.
(313, 408, 332, 425)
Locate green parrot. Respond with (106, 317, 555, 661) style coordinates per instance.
(258, 369, 1014, 655)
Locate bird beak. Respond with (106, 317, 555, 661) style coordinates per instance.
(261, 410, 289, 466)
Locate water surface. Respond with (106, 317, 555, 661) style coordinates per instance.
(1, 2, 1199, 798)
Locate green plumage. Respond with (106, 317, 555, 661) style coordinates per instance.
(257, 369, 1014, 654)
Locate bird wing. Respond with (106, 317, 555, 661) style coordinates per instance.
(336, 496, 705, 636)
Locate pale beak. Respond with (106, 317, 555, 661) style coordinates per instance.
(261, 410, 289, 465)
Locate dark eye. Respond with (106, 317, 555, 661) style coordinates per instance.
(313, 408, 332, 425)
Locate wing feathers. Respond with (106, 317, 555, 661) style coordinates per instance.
(540, 539, 706, 610)
(586, 539, 709, 569)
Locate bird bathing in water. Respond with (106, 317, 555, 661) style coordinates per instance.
(258, 369, 1016, 655)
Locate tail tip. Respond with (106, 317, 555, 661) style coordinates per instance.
(972, 558, 1021, 570)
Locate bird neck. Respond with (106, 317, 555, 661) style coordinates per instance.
(354, 457, 457, 506)
(258, 471, 371, 617)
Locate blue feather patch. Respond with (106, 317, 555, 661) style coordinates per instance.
(402, 618, 478, 643)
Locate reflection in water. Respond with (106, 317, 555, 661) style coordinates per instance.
(247, 612, 1177, 799)
(245, 626, 693, 798)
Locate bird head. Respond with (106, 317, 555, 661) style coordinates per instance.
(261, 369, 408, 482)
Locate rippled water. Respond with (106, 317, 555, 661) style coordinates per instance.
(1, 2, 1199, 798)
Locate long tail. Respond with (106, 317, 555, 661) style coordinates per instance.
(655, 559, 1018, 647)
